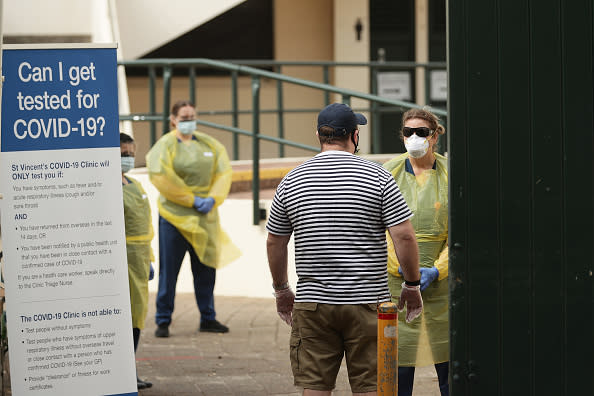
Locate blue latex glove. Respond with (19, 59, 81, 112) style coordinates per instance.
(193, 196, 205, 209)
(149, 263, 155, 281)
(193, 196, 215, 214)
(398, 266, 404, 276)
(420, 267, 439, 291)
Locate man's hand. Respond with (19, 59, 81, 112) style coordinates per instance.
(267, 232, 293, 325)
(274, 287, 295, 326)
(397, 283, 423, 323)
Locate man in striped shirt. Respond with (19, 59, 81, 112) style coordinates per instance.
(266, 103, 423, 395)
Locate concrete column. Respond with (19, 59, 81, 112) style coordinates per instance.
(333, 0, 371, 153)
(415, 0, 429, 105)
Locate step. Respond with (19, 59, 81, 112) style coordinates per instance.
(229, 154, 397, 193)
(230, 157, 309, 193)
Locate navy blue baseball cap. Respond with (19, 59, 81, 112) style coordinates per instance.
(317, 103, 367, 136)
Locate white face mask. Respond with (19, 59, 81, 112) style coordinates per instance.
(404, 134, 429, 158)
(177, 120, 196, 135)
(121, 156, 135, 173)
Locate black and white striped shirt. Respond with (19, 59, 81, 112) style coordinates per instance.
(266, 151, 412, 304)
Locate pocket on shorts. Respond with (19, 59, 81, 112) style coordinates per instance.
(359, 303, 380, 337)
(292, 302, 317, 329)
(289, 332, 302, 372)
(290, 303, 317, 373)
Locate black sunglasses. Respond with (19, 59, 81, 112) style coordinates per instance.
(402, 127, 434, 138)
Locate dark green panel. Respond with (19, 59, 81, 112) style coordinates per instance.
(447, 0, 470, 392)
(464, 0, 500, 394)
(449, 0, 594, 395)
(529, 2, 566, 394)
(497, 1, 533, 394)
(560, 0, 594, 393)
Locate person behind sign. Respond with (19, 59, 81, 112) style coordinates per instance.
(383, 108, 449, 396)
(120, 133, 154, 390)
(266, 103, 423, 395)
(146, 100, 239, 338)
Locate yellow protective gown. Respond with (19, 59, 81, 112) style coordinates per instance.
(146, 130, 240, 269)
(383, 152, 449, 367)
(123, 177, 154, 329)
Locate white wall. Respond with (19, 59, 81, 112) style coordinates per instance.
(3, 0, 91, 35)
(3, 0, 246, 60)
(115, 0, 245, 59)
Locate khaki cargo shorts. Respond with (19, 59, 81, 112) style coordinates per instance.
(289, 302, 378, 392)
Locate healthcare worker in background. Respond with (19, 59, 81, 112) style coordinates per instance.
(383, 108, 449, 396)
(121, 133, 154, 390)
(147, 100, 240, 338)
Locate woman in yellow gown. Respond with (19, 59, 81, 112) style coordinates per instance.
(146, 100, 239, 338)
(383, 108, 449, 396)
(121, 133, 154, 390)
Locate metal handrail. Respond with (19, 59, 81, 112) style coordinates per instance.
(122, 59, 446, 68)
(118, 59, 447, 224)
(120, 58, 445, 113)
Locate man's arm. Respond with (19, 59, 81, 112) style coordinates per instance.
(387, 219, 423, 322)
(266, 233, 294, 326)
(387, 219, 420, 282)
(267, 233, 291, 287)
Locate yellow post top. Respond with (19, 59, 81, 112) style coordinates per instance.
(378, 301, 398, 313)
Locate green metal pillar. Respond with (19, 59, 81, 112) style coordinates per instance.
(323, 65, 330, 106)
(189, 66, 196, 104)
(231, 70, 239, 160)
(162, 66, 172, 136)
(371, 66, 379, 154)
(275, 65, 285, 158)
(149, 66, 156, 145)
(251, 76, 261, 225)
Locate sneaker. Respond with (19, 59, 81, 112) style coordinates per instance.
(199, 319, 229, 333)
(154, 323, 169, 338)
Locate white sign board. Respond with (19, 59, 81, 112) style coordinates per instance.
(430, 70, 448, 102)
(0, 44, 137, 395)
(377, 71, 412, 101)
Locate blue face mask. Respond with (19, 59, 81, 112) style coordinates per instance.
(177, 120, 196, 135)
(121, 156, 135, 173)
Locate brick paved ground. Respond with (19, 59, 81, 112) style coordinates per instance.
(135, 293, 442, 396)
(0, 293, 441, 396)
